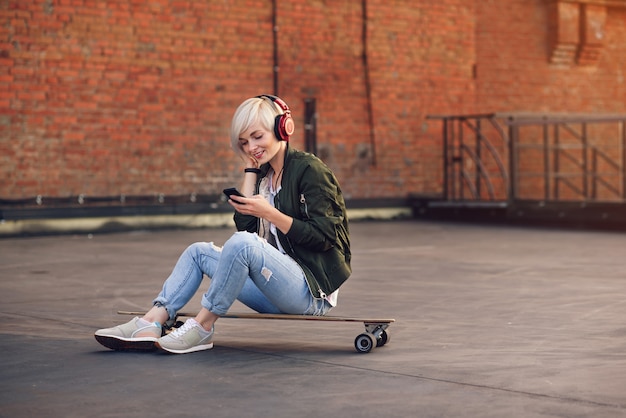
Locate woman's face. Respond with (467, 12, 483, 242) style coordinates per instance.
(238, 122, 282, 166)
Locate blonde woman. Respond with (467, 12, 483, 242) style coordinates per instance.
(95, 95, 351, 354)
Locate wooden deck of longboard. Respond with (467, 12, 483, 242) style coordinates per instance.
(117, 310, 395, 324)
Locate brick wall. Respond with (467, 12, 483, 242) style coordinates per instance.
(1, 0, 274, 199)
(1, 0, 625, 202)
(475, 0, 626, 113)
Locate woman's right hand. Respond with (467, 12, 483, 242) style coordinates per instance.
(243, 155, 258, 170)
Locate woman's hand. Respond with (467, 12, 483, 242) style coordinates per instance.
(243, 155, 258, 170)
(229, 194, 293, 234)
(228, 194, 271, 218)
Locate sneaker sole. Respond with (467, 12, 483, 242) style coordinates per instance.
(94, 335, 158, 352)
(154, 341, 214, 354)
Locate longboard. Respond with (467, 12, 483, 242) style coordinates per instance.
(117, 310, 395, 353)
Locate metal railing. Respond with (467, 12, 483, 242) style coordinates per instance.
(428, 113, 626, 203)
(428, 113, 509, 202)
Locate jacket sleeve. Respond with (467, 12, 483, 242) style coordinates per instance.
(285, 163, 346, 252)
(234, 212, 257, 233)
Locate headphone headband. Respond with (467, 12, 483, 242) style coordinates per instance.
(257, 94, 294, 141)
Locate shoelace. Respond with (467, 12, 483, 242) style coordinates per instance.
(170, 320, 196, 338)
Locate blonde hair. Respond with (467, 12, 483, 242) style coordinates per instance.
(230, 96, 284, 158)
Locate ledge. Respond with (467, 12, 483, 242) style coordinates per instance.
(0, 197, 412, 237)
(410, 195, 626, 231)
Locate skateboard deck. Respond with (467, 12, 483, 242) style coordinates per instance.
(117, 310, 395, 353)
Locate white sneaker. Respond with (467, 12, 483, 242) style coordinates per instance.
(94, 317, 162, 351)
(155, 318, 214, 354)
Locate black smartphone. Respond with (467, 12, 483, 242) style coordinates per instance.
(223, 188, 246, 203)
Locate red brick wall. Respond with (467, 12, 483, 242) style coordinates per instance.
(475, 0, 626, 113)
(1, 0, 274, 198)
(1, 0, 625, 201)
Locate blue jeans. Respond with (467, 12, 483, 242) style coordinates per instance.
(153, 231, 332, 320)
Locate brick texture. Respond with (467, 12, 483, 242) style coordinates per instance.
(1, 0, 625, 201)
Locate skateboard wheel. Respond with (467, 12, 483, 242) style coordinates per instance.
(376, 329, 390, 347)
(354, 332, 376, 353)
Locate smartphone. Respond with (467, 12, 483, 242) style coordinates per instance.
(223, 188, 246, 203)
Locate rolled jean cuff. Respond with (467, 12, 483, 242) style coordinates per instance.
(152, 298, 176, 321)
(200, 299, 228, 317)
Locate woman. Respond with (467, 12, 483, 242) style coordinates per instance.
(95, 94, 351, 354)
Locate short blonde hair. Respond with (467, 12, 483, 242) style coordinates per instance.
(230, 96, 283, 158)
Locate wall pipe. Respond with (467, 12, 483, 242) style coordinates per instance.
(272, 0, 279, 96)
(362, 0, 376, 166)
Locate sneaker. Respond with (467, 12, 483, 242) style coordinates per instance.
(94, 317, 162, 351)
(155, 318, 214, 354)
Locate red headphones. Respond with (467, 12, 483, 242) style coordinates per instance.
(257, 94, 294, 141)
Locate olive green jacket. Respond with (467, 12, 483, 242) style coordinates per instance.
(233, 146, 351, 299)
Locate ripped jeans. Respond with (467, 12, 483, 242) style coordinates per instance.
(153, 231, 332, 320)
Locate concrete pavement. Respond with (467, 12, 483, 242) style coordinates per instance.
(1, 220, 625, 417)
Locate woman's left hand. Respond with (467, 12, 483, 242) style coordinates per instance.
(228, 194, 273, 219)
(230, 194, 294, 234)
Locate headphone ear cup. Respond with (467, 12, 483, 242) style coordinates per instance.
(274, 115, 284, 141)
(257, 94, 294, 141)
(274, 111, 294, 141)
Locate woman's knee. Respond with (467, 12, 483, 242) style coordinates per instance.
(184, 241, 221, 258)
(224, 231, 261, 250)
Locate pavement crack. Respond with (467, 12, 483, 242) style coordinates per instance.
(225, 346, 626, 411)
